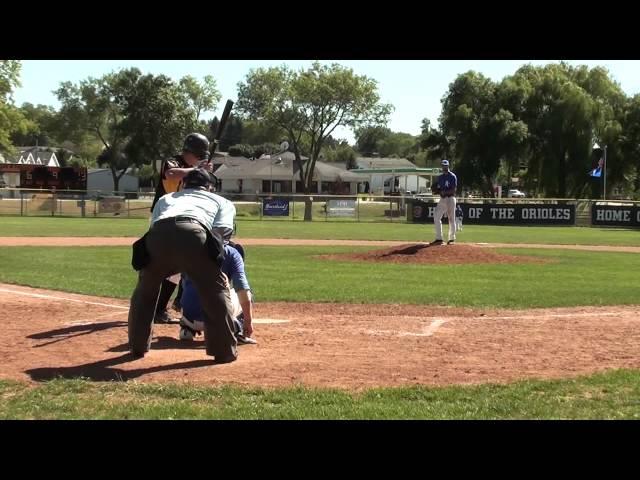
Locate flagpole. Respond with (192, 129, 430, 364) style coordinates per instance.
(603, 145, 607, 200)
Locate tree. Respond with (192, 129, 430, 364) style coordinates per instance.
(377, 131, 418, 158)
(438, 71, 501, 195)
(509, 63, 624, 198)
(237, 62, 392, 220)
(253, 143, 281, 159)
(355, 126, 418, 158)
(55, 71, 134, 191)
(120, 73, 198, 172)
(178, 75, 220, 124)
(239, 119, 286, 146)
(323, 142, 358, 169)
(55, 69, 214, 191)
(10, 103, 58, 146)
(418, 118, 455, 165)
(228, 144, 255, 158)
(217, 116, 243, 151)
(0, 60, 32, 153)
(420, 63, 635, 198)
(435, 71, 531, 196)
(136, 164, 155, 188)
(355, 126, 391, 156)
(617, 94, 640, 197)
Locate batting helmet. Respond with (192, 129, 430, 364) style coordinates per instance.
(182, 133, 210, 159)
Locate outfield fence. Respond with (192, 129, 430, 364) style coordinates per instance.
(1, 188, 638, 227)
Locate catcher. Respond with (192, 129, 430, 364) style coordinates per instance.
(179, 242, 256, 345)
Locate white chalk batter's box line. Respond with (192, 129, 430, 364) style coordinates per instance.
(367, 311, 635, 321)
(2, 287, 634, 326)
(0, 287, 290, 324)
(0, 287, 130, 309)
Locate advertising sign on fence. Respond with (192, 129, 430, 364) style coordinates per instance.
(591, 204, 640, 227)
(262, 198, 290, 216)
(409, 200, 576, 225)
(327, 199, 356, 217)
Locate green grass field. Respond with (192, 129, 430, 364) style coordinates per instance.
(1, 216, 639, 419)
(1, 216, 639, 245)
(1, 369, 639, 419)
(1, 245, 639, 308)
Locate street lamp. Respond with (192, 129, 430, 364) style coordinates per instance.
(264, 155, 284, 195)
(593, 143, 607, 200)
(261, 141, 289, 196)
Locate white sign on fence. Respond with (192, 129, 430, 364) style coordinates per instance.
(327, 199, 356, 217)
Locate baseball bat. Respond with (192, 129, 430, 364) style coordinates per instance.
(208, 99, 234, 163)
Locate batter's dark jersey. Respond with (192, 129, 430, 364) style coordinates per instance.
(151, 155, 190, 212)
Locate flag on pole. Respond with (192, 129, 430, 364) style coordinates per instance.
(589, 157, 604, 178)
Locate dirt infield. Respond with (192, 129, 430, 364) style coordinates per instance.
(1, 282, 639, 390)
(1, 236, 640, 253)
(319, 243, 547, 265)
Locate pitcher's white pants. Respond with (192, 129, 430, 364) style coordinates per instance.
(434, 196, 457, 241)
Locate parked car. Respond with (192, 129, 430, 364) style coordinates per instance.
(507, 189, 526, 198)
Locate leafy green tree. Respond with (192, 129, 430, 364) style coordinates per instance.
(237, 62, 392, 220)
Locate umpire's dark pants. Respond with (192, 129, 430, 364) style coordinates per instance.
(128, 217, 237, 360)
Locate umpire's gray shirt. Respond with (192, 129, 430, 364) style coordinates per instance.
(151, 189, 236, 231)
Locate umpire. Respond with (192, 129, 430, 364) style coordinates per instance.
(151, 133, 213, 324)
(129, 167, 238, 363)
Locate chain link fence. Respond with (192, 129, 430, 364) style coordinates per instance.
(1, 188, 638, 226)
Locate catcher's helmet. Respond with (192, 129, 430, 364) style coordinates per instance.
(182, 133, 210, 159)
(182, 167, 218, 190)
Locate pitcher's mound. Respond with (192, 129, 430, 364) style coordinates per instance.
(322, 243, 546, 265)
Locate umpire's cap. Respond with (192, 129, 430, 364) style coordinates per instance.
(182, 133, 210, 159)
(182, 167, 218, 190)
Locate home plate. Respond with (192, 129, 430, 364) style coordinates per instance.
(253, 318, 291, 324)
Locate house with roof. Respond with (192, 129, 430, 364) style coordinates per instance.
(0, 147, 62, 167)
(214, 151, 369, 196)
(0, 147, 64, 187)
(351, 157, 434, 194)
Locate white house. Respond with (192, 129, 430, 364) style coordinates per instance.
(1, 147, 61, 167)
(350, 157, 437, 194)
(214, 151, 368, 195)
(1, 148, 61, 187)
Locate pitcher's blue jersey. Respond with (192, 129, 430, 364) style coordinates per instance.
(437, 172, 457, 192)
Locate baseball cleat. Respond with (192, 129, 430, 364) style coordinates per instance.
(179, 326, 197, 341)
(154, 310, 179, 324)
(237, 335, 258, 345)
(179, 316, 204, 340)
(179, 316, 205, 332)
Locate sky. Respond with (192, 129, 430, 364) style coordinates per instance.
(12, 60, 640, 144)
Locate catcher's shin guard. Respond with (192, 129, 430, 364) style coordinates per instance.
(179, 316, 205, 333)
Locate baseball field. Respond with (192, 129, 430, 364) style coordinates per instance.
(1, 217, 639, 419)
